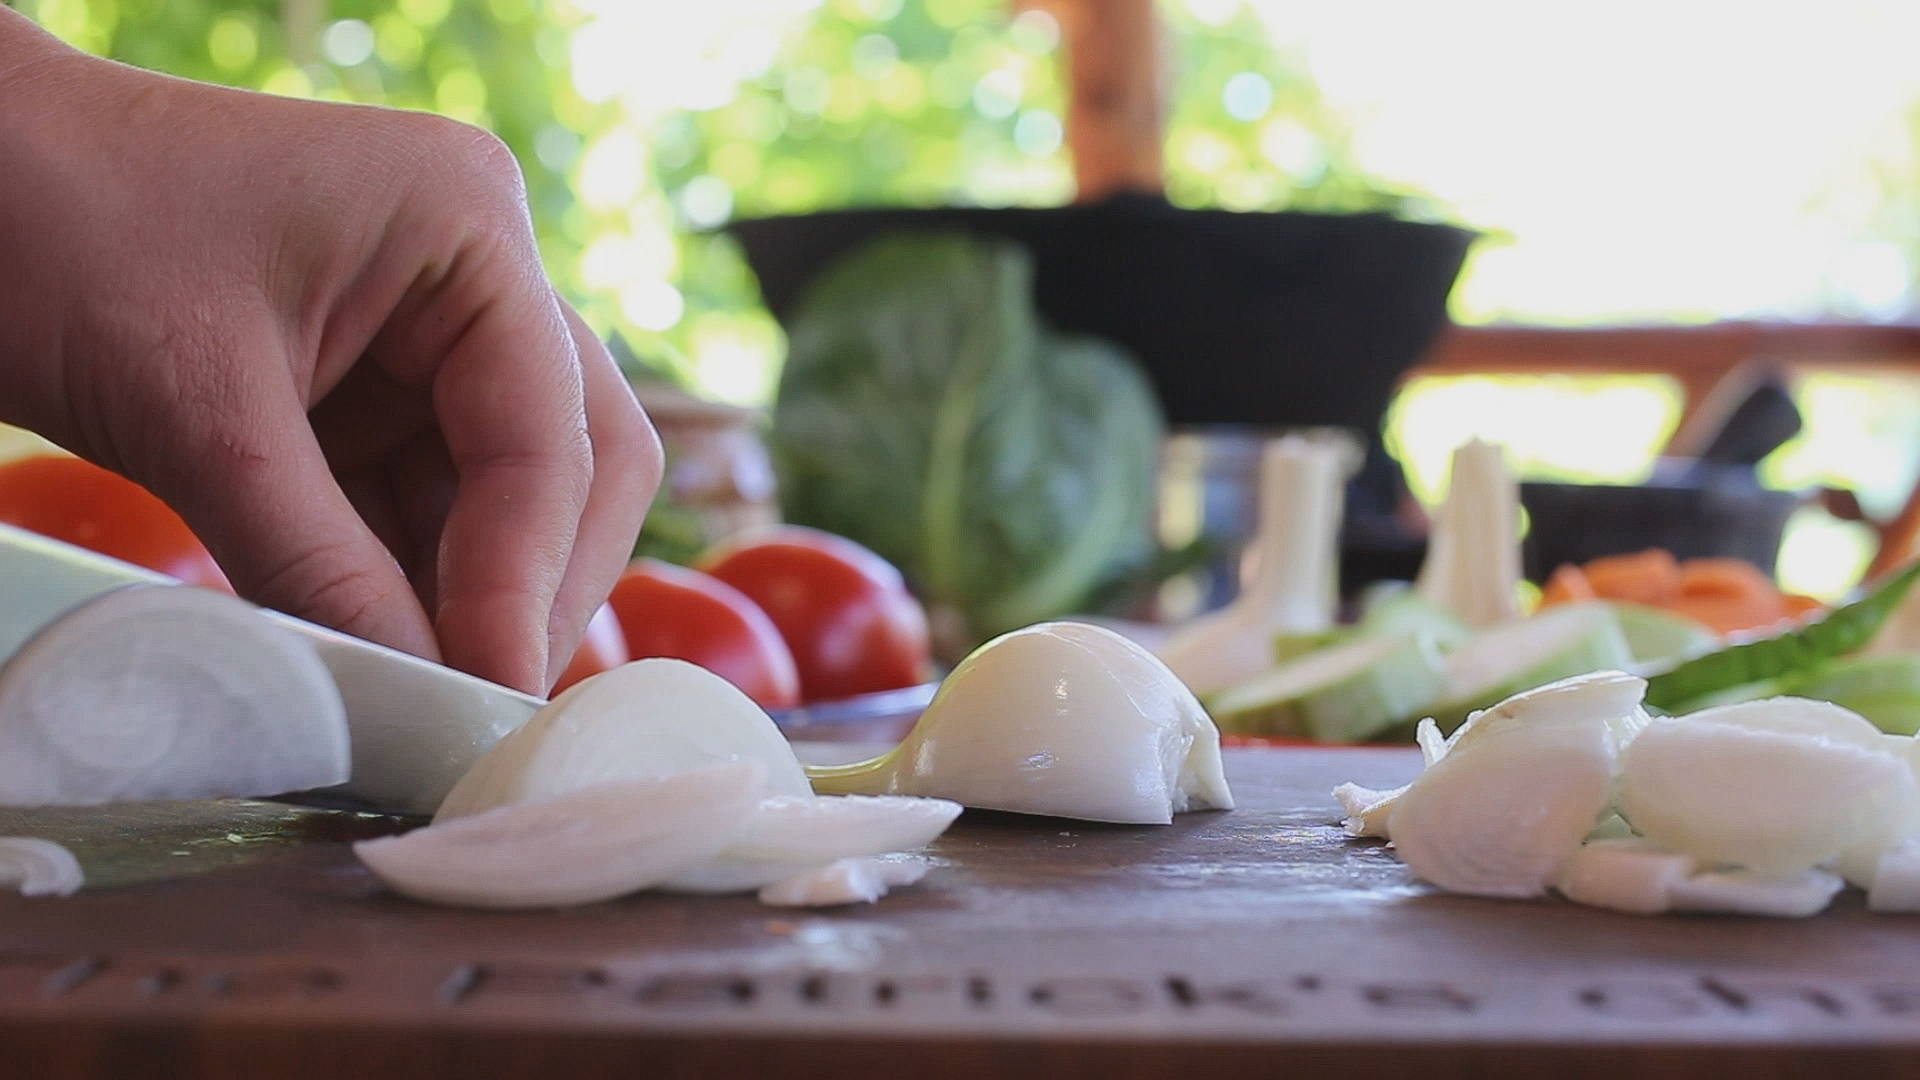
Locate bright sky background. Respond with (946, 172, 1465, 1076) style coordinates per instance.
(560, 0, 1920, 595)
(1242, 0, 1920, 323)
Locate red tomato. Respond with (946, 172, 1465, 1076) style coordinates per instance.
(700, 526, 930, 703)
(0, 454, 229, 590)
(549, 601, 630, 696)
(606, 558, 801, 709)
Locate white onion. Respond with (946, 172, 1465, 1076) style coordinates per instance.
(0, 837, 82, 897)
(1389, 719, 1614, 898)
(1669, 868, 1845, 918)
(1620, 699, 1914, 873)
(436, 658, 811, 821)
(355, 761, 765, 908)
(662, 794, 961, 893)
(818, 622, 1232, 824)
(757, 856, 931, 907)
(1556, 839, 1693, 915)
(0, 585, 347, 806)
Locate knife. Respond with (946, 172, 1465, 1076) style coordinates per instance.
(0, 523, 541, 815)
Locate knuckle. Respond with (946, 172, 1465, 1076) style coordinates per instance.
(250, 540, 393, 631)
(414, 115, 526, 201)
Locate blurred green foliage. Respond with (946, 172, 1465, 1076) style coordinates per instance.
(10, 0, 1409, 404)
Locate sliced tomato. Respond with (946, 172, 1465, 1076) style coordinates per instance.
(549, 601, 630, 696)
(0, 454, 228, 590)
(700, 526, 930, 703)
(606, 558, 801, 709)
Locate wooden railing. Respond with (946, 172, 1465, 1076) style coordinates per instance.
(1413, 322, 1920, 575)
(1022, 0, 1920, 578)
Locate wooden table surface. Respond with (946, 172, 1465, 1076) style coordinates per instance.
(4, 747, 1920, 1079)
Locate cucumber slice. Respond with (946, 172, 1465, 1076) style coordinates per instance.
(1781, 654, 1920, 735)
(1429, 603, 1636, 732)
(1274, 629, 1348, 664)
(1357, 584, 1473, 652)
(1609, 602, 1718, 666)
(1210, 633, 1445, 741)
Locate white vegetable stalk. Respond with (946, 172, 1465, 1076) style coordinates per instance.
(1157, 438, 1344, 698)
(811, 621, 1234, 824)
(0, 585, 349, 806)
(355, 762, 768, 909)
(1415, 439, 1521, 629)
(0, 837, 83, 897)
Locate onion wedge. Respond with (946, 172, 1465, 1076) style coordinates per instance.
(811, 622, 1232, 824)
(662, 794, 961, 893)
(436, 658, 811, 821)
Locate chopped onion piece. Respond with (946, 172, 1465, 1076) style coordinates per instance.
(1556, 838, 1693, 915)
(1868, 840, 1920, 913)
(757, 856, 931, 907)
(0, 837, 82, 897)
(1389, 720, 1614, 899)
(1620, 699, 1915, 873)
(1333, 782, 1404, 839)
(355, 761, 765, 909)
(662, 794, 960, 893)
(1669, 868, 1844, 918)
(1415, 718, 1448, 766)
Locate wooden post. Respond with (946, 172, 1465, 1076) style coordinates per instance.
(1018, 0, 1165, 201)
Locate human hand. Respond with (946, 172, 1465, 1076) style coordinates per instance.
(0, 13, 661, 695)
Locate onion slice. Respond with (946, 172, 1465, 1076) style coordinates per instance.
(0, 837, 82, 897)
(0, 585, 347, 806)
(355, 761, 765, 909)
(1669, 868, 1845, 918)
(757, 856, 931, 907)
(1556, 839, 1693, 915)
(662, 794, 961, 893)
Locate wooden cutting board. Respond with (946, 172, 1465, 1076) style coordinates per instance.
(3, 747, 1920, 1079)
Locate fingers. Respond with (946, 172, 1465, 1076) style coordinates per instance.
(541, 302, 661, 690)
(140, 332, 441, 665)
(409, 276, 591, 695)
